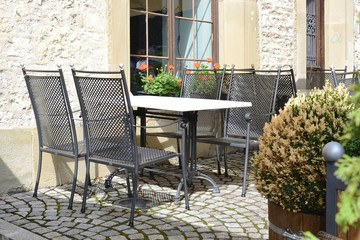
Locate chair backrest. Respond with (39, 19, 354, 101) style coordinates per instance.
(331, 65, 360, 88)
(22, 65, 78, 154)
(274, 66, 297, 114)
(181, 66, 225, 100)
(71, 65, 137, 168)
(307, 66, 347, 89)
(180, 66, 226, 134)
(224, 67, 281, 139)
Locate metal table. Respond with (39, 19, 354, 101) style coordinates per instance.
(130, 95, 252, 208)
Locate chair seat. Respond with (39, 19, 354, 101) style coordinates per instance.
(88, 146, 179, 169)
(137, 147, 179, 167)
(41, 141, 86, 157)
(197, 136, 259, 148)
(146, 131, 216, 139)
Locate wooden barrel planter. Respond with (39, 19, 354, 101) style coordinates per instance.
(268, 201, 326, 240)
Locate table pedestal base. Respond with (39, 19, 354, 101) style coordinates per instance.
(116, 198, 155, 209)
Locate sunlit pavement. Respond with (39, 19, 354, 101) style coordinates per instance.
(0, 153, 268, 240)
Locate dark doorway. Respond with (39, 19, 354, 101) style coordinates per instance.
(306, 0, 325, 89)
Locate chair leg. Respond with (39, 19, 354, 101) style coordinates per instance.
(81, 159, 91, 213)
(216, 145, 222, 175)
(125, 169, 132, 198)
(33, 151, 43, 198)
(85, 160, 92, 186)
(177, 138, 182, 169)
(242, 121, 252, 197)
(68, 155, 79, 210)
(129, 171, 138, 227)
(241, 147, 250, 197)
(224, 147, 229, 177)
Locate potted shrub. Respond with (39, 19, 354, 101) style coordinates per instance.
(140, 64, 182, 97)
(252, 82, 357, 239)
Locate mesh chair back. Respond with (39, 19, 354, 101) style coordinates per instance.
(225, 68, 279, 139)
(274, 67, 297, 113)
(181, 67, 225, 133)
(331, 66, 360, 88)
(23, 67, 76, 153)
(307, 67, 347, 89)
(72, 67, 136, 166)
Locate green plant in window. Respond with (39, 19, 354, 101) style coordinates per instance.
(141, 65, 182, 97)
(187, 59, 222, 97)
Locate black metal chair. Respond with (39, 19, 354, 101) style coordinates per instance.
(71, 64, 187, 227)
(274, 66, 297, 114)
(145, 66, 227, 167)
(307, 66, 347, 89)
(197, 66, 287, 197)
(331, 65, 360, 88)
(21, 64, 83, 210)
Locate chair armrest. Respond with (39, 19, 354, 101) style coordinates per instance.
(244, 111, 276, 122)
(133, 119, 180, 129)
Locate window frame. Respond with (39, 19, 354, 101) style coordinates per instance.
(130, 0, 218, 75)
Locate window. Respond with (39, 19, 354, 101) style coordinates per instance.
(130, 0, 217, 94)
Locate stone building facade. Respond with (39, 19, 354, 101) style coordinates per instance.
(0, 0, 359, 193)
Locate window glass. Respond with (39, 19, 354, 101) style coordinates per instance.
(130, 11, 146, 55)
(130, 0, 215, 95)
(130, 56, 146, 94)
(149, 0, 167, 14)
(149, 14, 168, 57)
(149, 58, 168, 77)
(175, 0, 193, 18)
(175, 19, 194, 59)
(195, 0, 212, 21)
(195, 21, 212, 59)
(130, 0, 146, 11)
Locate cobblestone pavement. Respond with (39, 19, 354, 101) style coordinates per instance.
(0, 153, 268, 240)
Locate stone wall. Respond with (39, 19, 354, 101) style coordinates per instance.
(257, 0, 297, 70)
(0, 0, 109, 193)
(0, 0, 108, 129)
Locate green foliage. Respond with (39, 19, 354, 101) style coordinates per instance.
(141, 65, 181, 97)
(336, 82, 360, 232)
(252, 82, 355, 215)
(303, 232, 319, 240)
(188, 63, 220, 96)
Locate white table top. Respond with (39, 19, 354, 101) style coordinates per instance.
(130, 95, 252, 112)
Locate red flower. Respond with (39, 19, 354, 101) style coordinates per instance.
(210, 67, 214, 70)
(186, 70, 191, 74)
(139, 64, 147, 71)
(148, 76, 153, 81)
(169, 65, 175, 70)
(194, 63, 201, 68)
(149, 66, 154, 70)
(178, 80, 182, 87)
(214, 63, 221, 69)
(206, 58, 213, 63)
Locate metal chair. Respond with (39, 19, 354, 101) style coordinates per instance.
(307, 66, 347, 89)
(71, 64, 187, 227)
(331, 65, 360, 88)
(145, 66, 227, 166)
(21, 64, 83, 210)
(197, 66, 286, 197)
(274, 66, 297, 114)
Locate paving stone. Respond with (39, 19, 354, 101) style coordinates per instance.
(147, 234, 165, 240)
(128, 233, 145, 239)
(109, 236, 128, 240)
(43, 231, 62, 239)
(100, 230, 120, 237)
